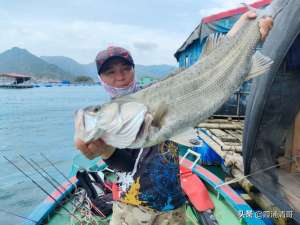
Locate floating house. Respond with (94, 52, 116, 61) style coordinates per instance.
(0, 72, 33, 88)
(174, 0, 271, 116)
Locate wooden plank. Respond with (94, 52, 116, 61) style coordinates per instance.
(223, 142, 241, 146)
(206, 118, 233, 123)
(197, 122, 243, 130)
(223, 152, 244, 171)
(225, 130, 243, 142)
(210, 128, 238, 142)
(200, 128, 229, 149)
(231, 168, 254, 193)
(196, 129, 226, 158)
(222, 145, 242, 153)
(209, 128, 228, 137)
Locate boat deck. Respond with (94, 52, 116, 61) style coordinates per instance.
(171, 117, 300, 221)
(171, 118, 244, 172)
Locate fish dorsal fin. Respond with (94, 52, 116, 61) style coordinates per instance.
(202, 33, 228, 57)
(152, 102, 168, 128)
(246, 51, 273, 80)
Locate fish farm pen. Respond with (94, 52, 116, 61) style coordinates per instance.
(0, 84, 34, 89)
(0, 73, 33, 88)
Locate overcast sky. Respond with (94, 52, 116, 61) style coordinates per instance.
(0, 0, 256, 65)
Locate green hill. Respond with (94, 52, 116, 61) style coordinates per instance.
(0, 47, 177, 82)
(41, 56, 176, 80)
(0, 47, 74, 81)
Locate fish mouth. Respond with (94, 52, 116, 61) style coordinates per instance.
(74, 108, 103, 143)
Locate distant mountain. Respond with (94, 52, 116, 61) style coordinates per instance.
(0, 47, 74, 81)
(41, 56, 176, 80)
(40, 56, 98, 79)
(134, 64, 176, 80)
(0, 47, 177, 82)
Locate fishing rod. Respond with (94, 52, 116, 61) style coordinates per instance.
(21, 154, 105, 218)
(29, 156, 67, 192)
(39, 153, 107, 219)
(40, 153, 74, 187)
(18, 154, 67, 196)
(0, 208, 38, 224)
(18, 153, 85, 213)
(2, 155, 84, 225)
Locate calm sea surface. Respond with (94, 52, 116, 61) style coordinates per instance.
(0, 85, 109, 225)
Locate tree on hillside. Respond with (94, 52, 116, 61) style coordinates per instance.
(73, 75, 94, 83)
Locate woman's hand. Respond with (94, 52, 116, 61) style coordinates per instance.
(75, 138, 115, 160)
(258, 16, 273, 41)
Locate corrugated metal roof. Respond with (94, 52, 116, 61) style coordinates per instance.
(174, 0, 271, 59)
(0, 73, 32, 78)
(203, 0, 271, 24)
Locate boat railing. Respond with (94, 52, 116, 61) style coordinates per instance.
(180, 148, 201, 169)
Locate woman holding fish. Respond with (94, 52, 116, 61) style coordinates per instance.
(75, 10, 273, 225)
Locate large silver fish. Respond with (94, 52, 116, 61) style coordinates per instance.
(74, 1, 285, 149)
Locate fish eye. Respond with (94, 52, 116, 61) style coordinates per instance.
(93, 106, 101, 113)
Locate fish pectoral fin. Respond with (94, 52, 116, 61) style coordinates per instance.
(202, 33, 229, 57)
(246, 51, 273, 81)
(152, 102, 168, 128)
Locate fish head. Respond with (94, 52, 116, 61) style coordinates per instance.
(74, 102, 122, 143)
(74, 100, 150, 148)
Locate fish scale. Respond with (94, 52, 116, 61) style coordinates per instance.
(134, 22, 262, 147)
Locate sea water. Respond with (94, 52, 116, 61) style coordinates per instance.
(0, 85, 109, 225)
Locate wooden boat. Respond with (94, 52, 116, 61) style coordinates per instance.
(21, 133, 270, 225)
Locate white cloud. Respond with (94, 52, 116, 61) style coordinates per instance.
(0, 0, 263, 65)
(133, 42, 158, 51)
(0, 19, 185, 65)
